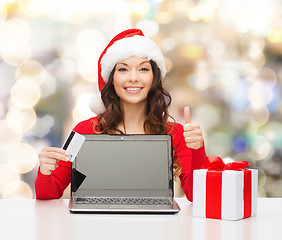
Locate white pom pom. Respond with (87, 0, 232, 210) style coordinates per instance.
(89, 93, 106, 115)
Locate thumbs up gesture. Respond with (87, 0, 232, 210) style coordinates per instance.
(183, 106, 204, 150)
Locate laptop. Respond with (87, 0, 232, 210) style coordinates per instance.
(68, 134, 180, 213)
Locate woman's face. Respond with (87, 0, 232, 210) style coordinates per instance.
(113, 56, 153, 108)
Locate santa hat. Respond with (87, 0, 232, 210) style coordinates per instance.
(89, 28, 166, 115)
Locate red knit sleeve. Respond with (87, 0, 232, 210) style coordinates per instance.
(170, 123, 207, 202)
(35, 117, 97, 199)
(35, 161, 71, 199)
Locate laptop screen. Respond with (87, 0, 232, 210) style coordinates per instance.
(71, 135, 173, 196)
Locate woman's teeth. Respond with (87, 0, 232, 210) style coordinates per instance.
(125, 87, 142, 91)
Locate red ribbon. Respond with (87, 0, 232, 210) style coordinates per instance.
(203, 156, 252, 219)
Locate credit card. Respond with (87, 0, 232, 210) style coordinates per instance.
(62, 131, 86, 162)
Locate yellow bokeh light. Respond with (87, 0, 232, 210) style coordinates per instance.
(187, 0, 217, 22)
(0, 120, 22, 149)
(76, 93, 95, 117)
(0, 164, 20, 193)
(248, 82, 273, 109)
(6, 107, 37, 133)
(71, 0, 129, 14)
(245, 105, 270, 127)
(156, 11, 174, 24)
(2, 180, 33, 199)
(19, 0, 44, 17)
(75, 29, 106, 57)
(2, 180, 20, 196)
(78, 56, 98, 83)
(55, 0, 89, 24)
(1, 42, 31, 66)
(268, 29, 282, 43)
(256, 67, 278, 87)
(130, 0, 150, 15)
(0, 18, 32, 65)
(164, 57, 173, 73)
(75, 29, 106, 82)
(181, 45, 205, 60)
(187, 7, 201, 22)
(71, 83, 88, 98)
(10, 78, 41, 108)
(187, 7, 215, 22)
(161, 38, 176, 52)
(15, 60, 46, 86)
(72, 105, 85, 124)
(0, 4, 7, 22)
(251, 54, 266, 68)
(136, 20, 159, 37)
(0, 18, 31, 45)
(72, 94, 95, 123)
(7, 143, 38, 174)
(65, 12, 89, 25)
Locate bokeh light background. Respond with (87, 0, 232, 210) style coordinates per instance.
(0, 0, 281, 199)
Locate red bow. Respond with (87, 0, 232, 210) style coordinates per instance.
(201, 156, 251, 171)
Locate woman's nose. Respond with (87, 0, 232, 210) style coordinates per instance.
(129, 70, 138, 82)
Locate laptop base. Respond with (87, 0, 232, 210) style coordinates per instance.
(68, 198, 180, 214)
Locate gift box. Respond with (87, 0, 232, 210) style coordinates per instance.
(193, 156, 258, 220)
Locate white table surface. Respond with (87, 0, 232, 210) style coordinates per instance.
(0, 198, 281, 240)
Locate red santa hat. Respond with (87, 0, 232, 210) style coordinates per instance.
(89, 28, 166, 115)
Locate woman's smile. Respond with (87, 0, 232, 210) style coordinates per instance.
(124, 86, 144, 94)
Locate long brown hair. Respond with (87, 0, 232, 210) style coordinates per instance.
(93, 60, 181, 177)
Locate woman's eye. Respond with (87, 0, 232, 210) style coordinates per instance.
(140, 68, 149, 71)
(118, 68, 127, 72)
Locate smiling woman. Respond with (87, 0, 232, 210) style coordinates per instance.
(35, 29, 207, 201)
(96, 55, 170, 135)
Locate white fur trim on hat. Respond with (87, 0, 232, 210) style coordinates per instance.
(100, 35, 166, 83)
(89, 92, 106, 115)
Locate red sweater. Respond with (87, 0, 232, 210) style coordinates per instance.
(35, 117, 207, 201)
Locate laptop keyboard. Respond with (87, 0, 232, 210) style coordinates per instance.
(76, 197, 171, 205)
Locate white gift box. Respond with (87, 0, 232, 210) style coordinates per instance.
(193, 169, 258, 220)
